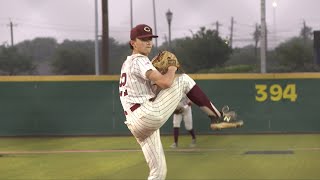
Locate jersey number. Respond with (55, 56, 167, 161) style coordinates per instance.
(119, 73, 128, 96)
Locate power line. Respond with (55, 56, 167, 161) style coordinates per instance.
(10, 17, 94, 30)
(17, 22, 129, 34)
(19, 23, 94, 32)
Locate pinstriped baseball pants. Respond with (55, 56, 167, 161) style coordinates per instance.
(125, 74, 196, 180)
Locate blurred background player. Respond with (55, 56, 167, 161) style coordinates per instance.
(170, 95, 196, 148)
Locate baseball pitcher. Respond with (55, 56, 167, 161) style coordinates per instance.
(119, 24, 243, 180)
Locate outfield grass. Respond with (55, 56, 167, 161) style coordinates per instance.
(0, 134, 319, 180)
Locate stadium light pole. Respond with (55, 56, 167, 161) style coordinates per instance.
(166, 9, 173, 49)
(260, 0, 267, 73)
(272, 0, 277, 47)
(152, 0, 158, 49)
(94, 0, 100, 75)
(130, 0, 133, 29)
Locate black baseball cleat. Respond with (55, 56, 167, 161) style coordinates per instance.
(209, 115, 244, 130)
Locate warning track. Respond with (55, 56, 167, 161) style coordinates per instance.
(0, 147, 320, 155)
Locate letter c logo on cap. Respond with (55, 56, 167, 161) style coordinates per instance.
(144, 27, 151, 32)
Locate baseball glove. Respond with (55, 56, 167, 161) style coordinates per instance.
(151, 51, 180, 74)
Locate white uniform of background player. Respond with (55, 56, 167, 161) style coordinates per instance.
(119, 24, 241, 180)
(170, 95, 196, 148)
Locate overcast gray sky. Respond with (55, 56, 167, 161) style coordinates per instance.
(0, 0, 319, 48)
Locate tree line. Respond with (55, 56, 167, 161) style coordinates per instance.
(0, 25, 319, 75)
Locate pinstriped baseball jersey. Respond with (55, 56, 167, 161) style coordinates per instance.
(119, 54, 157, 111)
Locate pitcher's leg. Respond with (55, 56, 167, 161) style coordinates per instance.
(186, 84, 221, 117)
(139, 74, 196, 129)
(139, 129, 167, 180)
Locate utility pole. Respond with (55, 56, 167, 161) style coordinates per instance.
(101, 0, 109, 74)
(7, 20, 17, 46)
(165, 9, 173, 49)
(314, 31, 320, 64)
(229, 17, 234, 48)
(215, 21, 222, 35)
(254, 23, 261, 57)
(302, 20, 307, 44)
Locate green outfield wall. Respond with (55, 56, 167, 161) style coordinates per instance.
(0, 73, 319, 136)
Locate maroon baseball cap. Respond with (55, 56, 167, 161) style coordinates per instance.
(130, 24, 158, 40)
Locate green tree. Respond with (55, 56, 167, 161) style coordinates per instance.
(170, 27, 232, 73)
(0, 46, 36, 75)
(108, 38, 131, 74)
(51, 38, 130, 75)
(16, 37, 58, 62)
(51, 40, 95, 75)
(273, 37, 317, 72)
(227, 45, 258, 66)
(16, 37, 58, 75)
